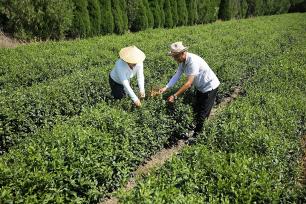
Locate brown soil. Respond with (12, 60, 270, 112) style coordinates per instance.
(100, 86, 242, 204)
(0, 32, 23, 48)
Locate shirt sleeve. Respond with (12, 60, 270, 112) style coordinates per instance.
(117, 62, 139, 102)
(122, 80, 139, 102)
(137, 63, 145, 94)
(166, 65, 183, 88)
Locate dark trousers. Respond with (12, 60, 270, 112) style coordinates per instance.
(193, 88, 218, 135)
(109, 74, 125, 99)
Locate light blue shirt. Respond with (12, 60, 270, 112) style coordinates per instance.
(166, 52, 220, 93)
(110, 59, 145, 102)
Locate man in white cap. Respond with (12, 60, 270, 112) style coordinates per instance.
(159, 42, 220, 139)
(109, 45, 146, 107)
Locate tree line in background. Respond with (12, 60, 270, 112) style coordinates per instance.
(0, 0, 305, 40)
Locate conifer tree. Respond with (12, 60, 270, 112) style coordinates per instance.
(163, 0, 173, 28)
(149, 0, 162, 28)
(71, 0, 91, 37)
(127, 0, 148, 31)
(176, 0, 188, 26)
(143, 0, 154, 28)
(171, 0, 178, 27)
(186, 0, 198, 25)
(99, 0, 114, 34)
(119, 0, 129, 31)
(112, 0, 125, 34)
(87, 0, 101, 36)
(159, 0, 165, 27)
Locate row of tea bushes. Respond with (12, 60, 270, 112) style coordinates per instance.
(117, 22, 306, 203)
(2, 14, 302, 153)
(0, 96, 195, 203)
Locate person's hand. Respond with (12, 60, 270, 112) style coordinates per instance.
(159, 87, 167, 94)
(139, 92, 145, 99)
(167, 95, 175, 103)
(134, 99, 141, 107)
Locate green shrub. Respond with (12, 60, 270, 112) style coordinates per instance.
(171, 0, 178, 26)
(149, 0, 162, 28)
(70, 0, 91, 38)
(99, 0, 114, 34)
(163, 0, 173, 28)
(87, 0, 101, 36)
(197, 0, 221, 23)
(177, 0, 188, 25)
(128, 0, 148, 32)
(112, 0, 125, 34)
(1, 0, 73, 40)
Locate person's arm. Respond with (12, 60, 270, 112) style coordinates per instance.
(137, 64, 145, 98)
(121, 80, 139, 102)
(117, 67, 140, 105)
(168, 75, 195, 103)
(159, 66, 183, 93)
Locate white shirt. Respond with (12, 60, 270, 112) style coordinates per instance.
(110, 59, 145, 102)
(166, 52, 220, 93)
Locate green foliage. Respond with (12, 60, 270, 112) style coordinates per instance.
(219, 0, 248, 20)
(143, 0, 154, 28)
(149, 0, 162, 28)
(70, 0, 91, 38)
(177, 0, 188, 26)
(197, 0, 221, 23)
(118, 14, 306, 203)
(128, 0, 148, 31)
(99, 0, 114, 34)
(159, 0, 166, 27)
(289, 0, 306, 12)
(112, 0, 125, 34)
(0, 0, 73, 40)
(120, 0, 129, 31)
(0, 13, 305, 202)
(163, 0, 173, 28)
(186, 0, 198, 25)
(171, 0, 178, 26)
(87, 0, 101, 36)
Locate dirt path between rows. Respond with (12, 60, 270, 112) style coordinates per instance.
(100, 86, 242, 204)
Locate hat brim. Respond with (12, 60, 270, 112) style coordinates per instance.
(167, 48, 188, 56)
(119, 46, 146, 64)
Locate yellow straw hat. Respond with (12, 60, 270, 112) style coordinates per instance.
(119, 45, 146, 64)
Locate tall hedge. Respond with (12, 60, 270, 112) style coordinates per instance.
(71, 0, 91, 38)
(163, 0, 173, 28)
(219, 0, 248, 20)
(263, 0, 291, 15)
(119, 0, 129, 31)
(149, 0, 162, 28)
(143, 0, 154, 28)
(197, 0, 221, 24)
(112, 0, 125, 34)
(128, 0, 148, 31)
(0, 0, 73, 40)
(159, 0, 166, 27)
(186, 0, 198, 25)
(177, 0, 188, 26)
(87, 0, 101, 36)
(171, 0, 178, 27)
(99, 0, 114, 34)
(289, 0, 306, 12)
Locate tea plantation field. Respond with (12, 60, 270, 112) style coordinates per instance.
(0, 13, 305, 203)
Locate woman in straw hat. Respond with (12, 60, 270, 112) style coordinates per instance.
(109, 45, 146, 107)
(159, 42, 220, 142)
